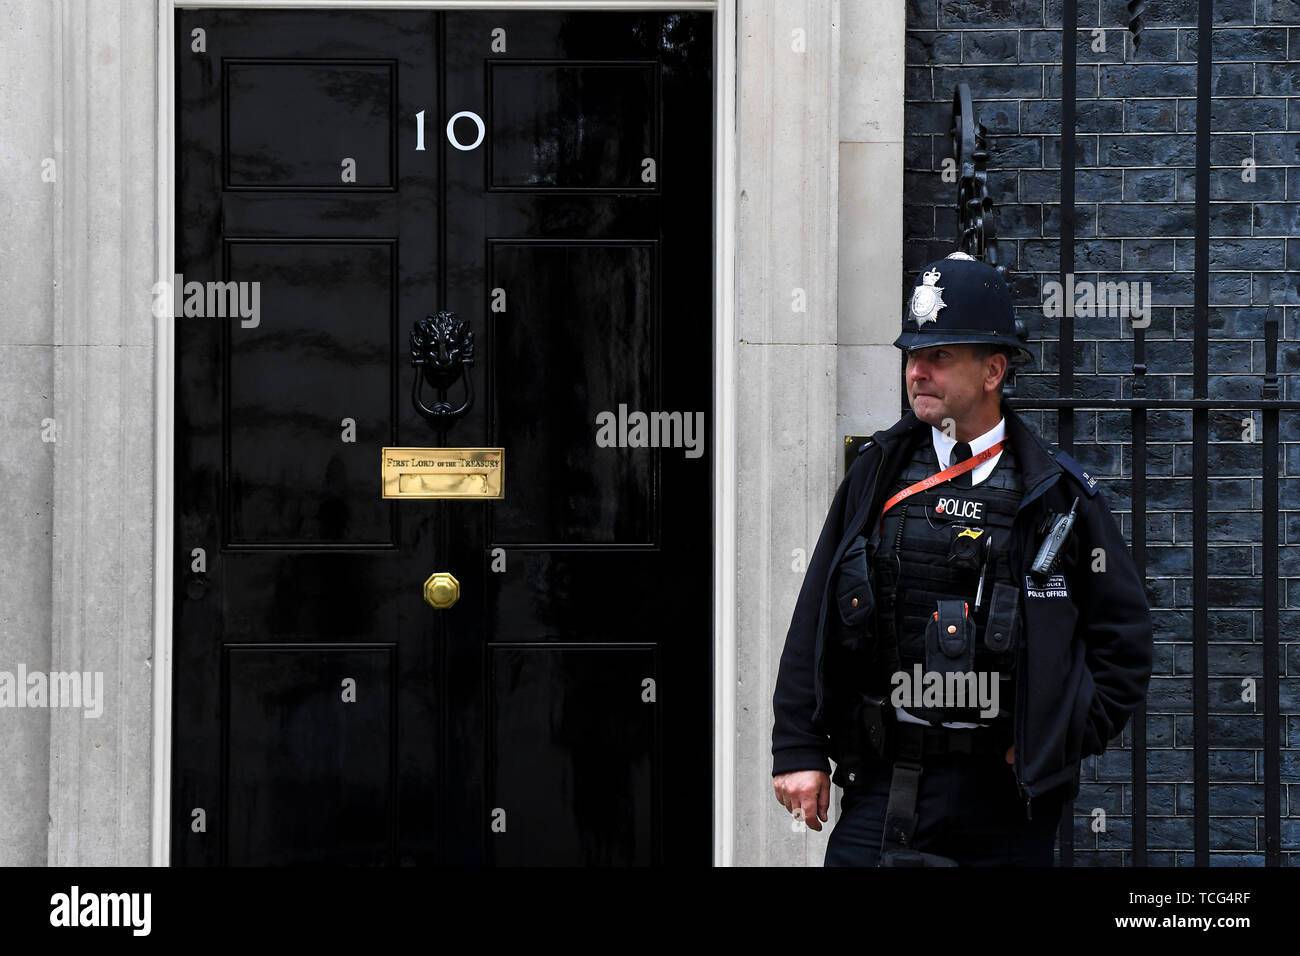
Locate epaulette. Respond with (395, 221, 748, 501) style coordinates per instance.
(857, 440, 874, 455)
(1047, 446, 1099, 497)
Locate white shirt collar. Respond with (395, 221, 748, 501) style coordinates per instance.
(931, 417, 1005, 470)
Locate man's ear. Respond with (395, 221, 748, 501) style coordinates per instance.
(985, 352, 1008, 392)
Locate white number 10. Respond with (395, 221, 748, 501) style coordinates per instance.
(415, 110, 486, 152)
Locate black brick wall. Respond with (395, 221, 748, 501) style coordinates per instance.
(904, 0, 1300, 865)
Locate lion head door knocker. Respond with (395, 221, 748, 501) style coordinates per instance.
(410, 310, 474, 433)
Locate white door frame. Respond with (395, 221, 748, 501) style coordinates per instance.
(152, 0, 738, 866)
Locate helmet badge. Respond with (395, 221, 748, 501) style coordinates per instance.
(909, 267, 946, 327)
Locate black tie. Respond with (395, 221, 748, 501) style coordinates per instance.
(951, 441, 973, 488)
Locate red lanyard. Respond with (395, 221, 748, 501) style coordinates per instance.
(876, 439, 1006, 534)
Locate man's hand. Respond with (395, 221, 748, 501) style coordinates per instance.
(1005, 744, 1014, 765)
(773, 770, 831, 831)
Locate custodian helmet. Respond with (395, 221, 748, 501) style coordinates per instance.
(893, 251, 1033, 367)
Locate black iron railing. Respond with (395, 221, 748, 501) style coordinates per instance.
(948, 0, 1290, 867)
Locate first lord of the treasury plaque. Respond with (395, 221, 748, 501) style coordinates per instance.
(381, 447, 505, 499)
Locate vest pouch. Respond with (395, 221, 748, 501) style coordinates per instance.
(982, 581, 1021, 655)
(925, 599, 974, 674)
(835, 535, 874, 628)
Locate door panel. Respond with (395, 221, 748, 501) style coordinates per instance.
(489, 644, 656, 866)
(489, 241, 656, 545)
(224, 60, 396, 189)
(175, 8, 712, 867)
(225, 240, 397, 546)
(488, 62, 657, 189)
(224, 644, 395, 865)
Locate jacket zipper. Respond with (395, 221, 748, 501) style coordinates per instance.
(1011, 470, 1059, 823)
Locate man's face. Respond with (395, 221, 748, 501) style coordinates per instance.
(904, 343, 999, 428)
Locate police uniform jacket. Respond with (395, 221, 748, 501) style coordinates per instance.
(771, 400, 1154, 810)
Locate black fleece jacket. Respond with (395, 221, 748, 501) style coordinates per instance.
(771, 401, 1154, 811)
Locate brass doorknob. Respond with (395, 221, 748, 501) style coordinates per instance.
(422, 571, 460, 609)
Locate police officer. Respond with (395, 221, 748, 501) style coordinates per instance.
(771, 252, 1153, 866)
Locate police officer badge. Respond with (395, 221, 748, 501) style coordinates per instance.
(909, 267, 946, 326)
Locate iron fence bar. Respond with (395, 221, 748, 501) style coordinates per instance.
(1128, 158, 1149, 874)
(1263, 316, 1281, 865)
(1130, 407, 1148, 865)
(1057, 0, 1078, 868)
(1059, 0, 1076, 444)
(1192, 0, 1213, 866)
(1131, 328, 1148, 866)
(1123, 0, 1154, 864)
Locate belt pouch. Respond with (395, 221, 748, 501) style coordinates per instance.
(857, 692, 896, 763)
(925, 599, 974, 675)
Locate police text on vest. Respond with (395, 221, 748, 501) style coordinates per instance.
(934, 496, 984, 520)
(1025, 573, 1068, 599)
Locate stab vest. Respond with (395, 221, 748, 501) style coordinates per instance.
(872, 430, 1024, 726)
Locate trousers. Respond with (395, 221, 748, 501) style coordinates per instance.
(823, 749, 1067, 867)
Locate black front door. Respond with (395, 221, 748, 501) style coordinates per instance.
(173, 9, 713, 866)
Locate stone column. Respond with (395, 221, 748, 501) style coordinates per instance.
(0, 0, 58, 867)
(838, 0, 906, 438)
(733, 0, 841, 867)
(732, 0, 904, 866)
(0, 0, 159, 866)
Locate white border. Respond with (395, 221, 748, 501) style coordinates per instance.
(710, 0, 736, 869)
(152, 0, 735, 867)
(152, 0, 177, 868)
